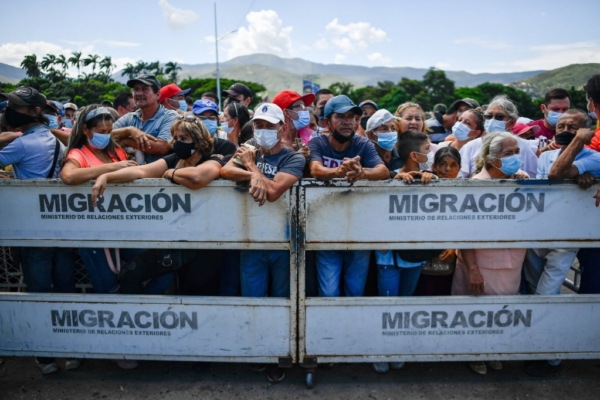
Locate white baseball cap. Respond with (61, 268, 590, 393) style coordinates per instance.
(253, 103, 285, 124)
(366, 109, 399, 132)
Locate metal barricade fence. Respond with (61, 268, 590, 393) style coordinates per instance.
(297, 179, 600, 386)
(0, 179, 297, 365)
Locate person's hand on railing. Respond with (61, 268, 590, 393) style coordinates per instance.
(91, 174, 109, 207)
(574, 172, 596, 190)
(249, 173, 268, 206)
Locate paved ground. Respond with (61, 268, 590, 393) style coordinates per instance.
(1, 357, 599, 400)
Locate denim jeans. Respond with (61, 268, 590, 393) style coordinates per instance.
(240, 250, 290, 297)
(377, 265, 422, 297)
(316, 250, 370, 297)
(523, 248, 578, 295)
(20, 247, 77, 293)
(219, 250, 241, 296)
(577, 248, 600, 294)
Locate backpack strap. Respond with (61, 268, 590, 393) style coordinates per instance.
(46, 138, 60, 178)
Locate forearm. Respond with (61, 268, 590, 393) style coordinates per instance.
(549, 137, 585, 179)
(61, 164, 117, 185)
(102, 167, 147, 183)
(220, 162, 256, 182)
(309, 163, 342, 180)
(461, 249, 480, 276)
(168, 167, 220, 190)
(50, 129, 70, 145)
(363, 164, 391, 180)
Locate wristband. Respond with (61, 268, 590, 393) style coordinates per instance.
(170, 168, 179, 184)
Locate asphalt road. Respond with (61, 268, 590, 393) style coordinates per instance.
(1, 357, 599, 400)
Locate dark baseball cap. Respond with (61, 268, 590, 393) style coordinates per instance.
(127, 74, 161, 90)
(0, 86, 47, 109)
(447, 98, 480, 114)
(324, 95, 362, 118)
(223, 83, 252, 99)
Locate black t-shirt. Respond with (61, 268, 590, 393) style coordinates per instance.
(385, 148, 404, 178)
(213, 137, 236, 157)
(162, 153, 231, 169)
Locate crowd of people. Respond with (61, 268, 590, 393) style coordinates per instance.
(1, 72, 600, 382)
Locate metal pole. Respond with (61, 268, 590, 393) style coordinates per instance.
(214, 2, 221, 111)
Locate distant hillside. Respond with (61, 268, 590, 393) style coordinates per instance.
(110, 54, 545, 94)
(511, 63, 600, 97)
(0, 63, 26, 83)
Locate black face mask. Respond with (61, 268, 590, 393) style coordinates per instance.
(225, 97, 240, 107)
(332, 130, 355, 144)
(555, 131, 576, 146)
(172, 140, 197, 159)
(4, 106, 39, 128)
(360, 116, 369, 130)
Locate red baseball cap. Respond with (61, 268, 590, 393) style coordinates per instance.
(159, 83, 191, 103)
(272, 90, 315, 111)
(512, 122, 541, 136)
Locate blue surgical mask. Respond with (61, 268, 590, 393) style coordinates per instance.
(495, 154, 522, 176)
(591, 111, 598, 120)
(203, 120, 218, 136)
(452, 121, 471, 141)
(221, 120, 234, 134)
(545, 109, 562, 126)
(484, 119, 506, 133)
(89, 131, 111, 150)
(376, 132, 396, 151)
(64, 119, 73, 129)
(178, 100, 188, 112)
(45, 114, 59, 129)
(292, 110, 310, 130)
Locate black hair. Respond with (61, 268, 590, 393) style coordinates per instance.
(543, 88, 571, 106)
(584, 74, 600, 104)
(238, 120, 254, 145)
(433, 146, 461, 167)
(314, 89, 333, 106)
(225, 103, 250, 129)
(462, 107, 485, 133)
(0, 112, 7, 132)
(185, 96, 194, 106)
(397, 130, 429, 163)
(113, 93, 133, 110)
(201, 92, 218, 103)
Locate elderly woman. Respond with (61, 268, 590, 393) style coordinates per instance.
(452, 132, 528, 376)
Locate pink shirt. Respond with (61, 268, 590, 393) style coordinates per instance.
(66, 146, 127, 168)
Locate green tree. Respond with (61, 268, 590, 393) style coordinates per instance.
(40, 54, 57, 74)
(68, 51, 83, 78)
(121, 63, 136, 79)
(99, 56, 115, 77)
(422, 68, 455, 108)
(83, 54, 100, 73)
(328, 82, 354, 96)
(165, 61, 182, 84)
(20, 54, 42, 78)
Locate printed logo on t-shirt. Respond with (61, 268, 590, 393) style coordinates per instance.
(322, 156, 344, 168)
(257, 162, 278, 178)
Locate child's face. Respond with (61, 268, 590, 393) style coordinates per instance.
(434, 155, 460, 179)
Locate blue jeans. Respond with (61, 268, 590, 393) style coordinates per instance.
(316, 250, 370, 297)
(523, 248, 578, 295)
(219, 250, 241, 296)
(377, 265, 422, 297)
(240, 250, 290, 297)
(577, 248, 600, 294)
(20, 247, 77, 293)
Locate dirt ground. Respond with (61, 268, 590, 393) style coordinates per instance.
(1, 357, 599, 400)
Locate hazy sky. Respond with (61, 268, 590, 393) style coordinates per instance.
(1, 0, 599, 76)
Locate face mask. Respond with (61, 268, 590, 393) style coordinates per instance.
(484, 119, 506, 133)
(297, 126, 314, 144)
(452, 121, 472, 141)
(332, 130, 354, 144)
(495, 154, 522, 176)
(172, 140, 196, 159)
(89, 132, 111, 150)
(417, 151, 434, 171)
(178, 100, 188, 112)
(254, 128, 281, 150)
(376, 132, 396, 152)
(225, 97, 240, 107)
(554, 131, 576, 146)
(4, 107, 39, 128)
(360, 116, 370, 130)
(545, 108, 562, 127)
(64, 119, 74, 129)
(220, 120, 234, 134)
(45, 114, 59, 129)
(316, 126, 325, 135)
(203, 120, 218, 136)
(292, 110, 310, 130)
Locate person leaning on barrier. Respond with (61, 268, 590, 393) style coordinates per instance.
(220, 103, 306, 383)
(451, 131, 528, 376)
(307, 95, 388, 298)
(458, 95, 538, 178)
(0, 86, 80, 375)
(365, 109, 403, 178)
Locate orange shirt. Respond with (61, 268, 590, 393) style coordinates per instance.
(66, 145, 127, 168)
(586, 126, 600, 152)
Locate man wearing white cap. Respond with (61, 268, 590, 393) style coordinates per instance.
(220, 102, 306, 383)
(365, 109, 403, 178)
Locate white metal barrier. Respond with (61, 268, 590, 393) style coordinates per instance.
(0, 179, 297, 365)
(297, 179, 600, 386)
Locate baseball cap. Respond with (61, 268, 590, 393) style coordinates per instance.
(63, 102, 78, 111)
(51, 101, 65, 117)
(127, 74, 161, 90)
(253, 103, 285, 124)
(272, 90, 315, 110)
(447, 98, 480, 114)
(192, 99, 219, 116)
(512, 122, 541, 136)
(359, 99, 378, 110)
(0, 86, 47, 109)
(324, 95, 362, 118)
(223, 83, 252, 99)
(432, 103, 447, 114)
(366, 109, 400, 132)
(159, 83, 191, 103)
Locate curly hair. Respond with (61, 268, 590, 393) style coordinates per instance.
(169, 115, 214, 159)
(394, 102, 428, 133)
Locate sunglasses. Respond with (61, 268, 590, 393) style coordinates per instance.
(484, 113, 507, 121)
(176, 114, 200, 123)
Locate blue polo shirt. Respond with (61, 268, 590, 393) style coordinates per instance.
(113, 105, 178, 163)
(537, 147, 600, 179)
(0, 124, 63, 179)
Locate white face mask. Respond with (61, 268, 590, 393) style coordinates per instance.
(221, 120, 234, 134)
(254, 128, 281, 150)
(417, 151, 434, 171)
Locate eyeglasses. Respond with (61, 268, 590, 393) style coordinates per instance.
(199, 115, 218, 121)
(176, 114, 200, 123)
(484, 113, 507, 121)
(288, 104, 306, 112)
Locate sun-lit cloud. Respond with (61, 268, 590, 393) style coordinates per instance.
(315, 19, 388, 64)
(367, 52, 392, 67)
(158, 0, 198, 29)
